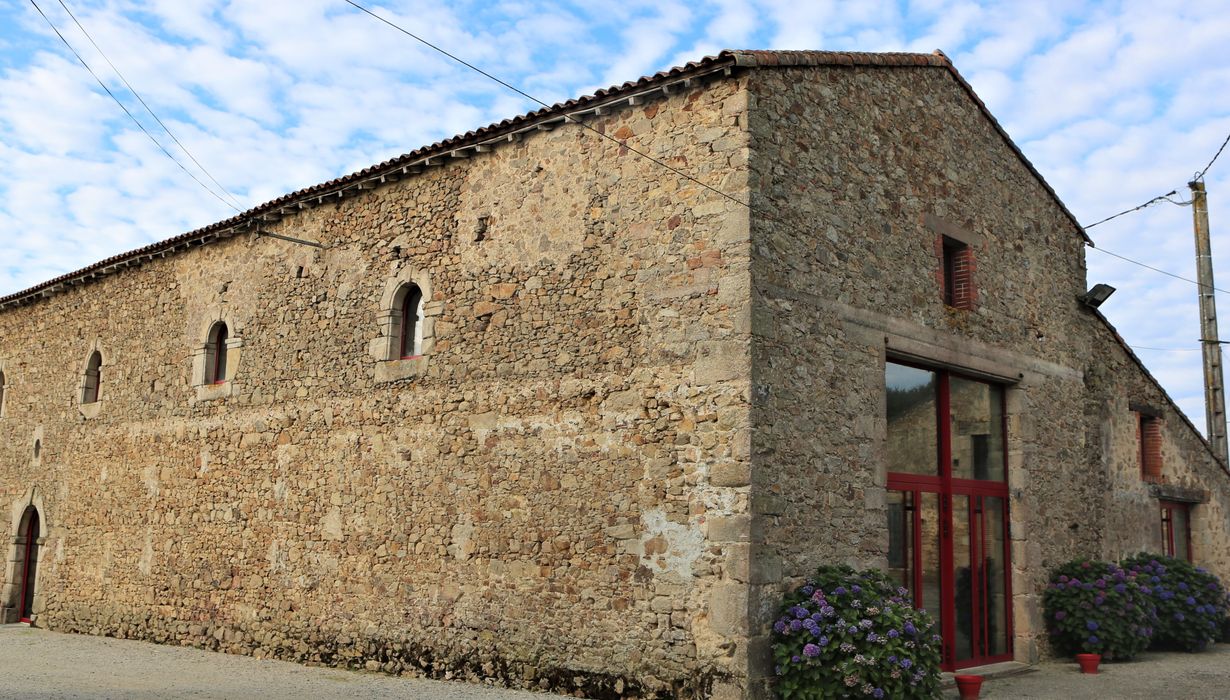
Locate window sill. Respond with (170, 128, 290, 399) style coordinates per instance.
(195, 381, 233, 403)
(375, 356, 428, 383)
(79, 400, 103, 420)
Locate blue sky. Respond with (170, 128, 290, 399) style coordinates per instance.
(2, 0, 1230, 428)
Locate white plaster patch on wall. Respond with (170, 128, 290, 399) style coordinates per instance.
(138, 529, 153, 576)
(267, 540, 287, 572)
(141, 465, 160, 500)
(695, 477, 742, 513)
(321, 506, 343, 541)
(275, 444, 298, 469)
(449, 516, 476, 561)
(198, 447, 210, 476)
(639, 508, 705, 582)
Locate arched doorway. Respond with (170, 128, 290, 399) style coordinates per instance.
(16, 507, 39, 622)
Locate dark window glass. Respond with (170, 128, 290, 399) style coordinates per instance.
(82, 351, 101, 403)
(208, 323, 229, 384)
(399, 285, 423, 358)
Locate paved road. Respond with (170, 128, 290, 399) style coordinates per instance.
(953, 643, 1230, 699)
(0, 625, 569, 699)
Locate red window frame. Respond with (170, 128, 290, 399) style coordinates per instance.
(886, 361, 1013, 671)
(1160, 500, 1192, 561)
(1138, 413, 1163, 483)
(940, 237, 975, 310)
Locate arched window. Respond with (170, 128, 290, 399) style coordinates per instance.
(206, 322, 229, 384)
(82, 351, 102, 404)
(396, 284, 424, 359)
(0, 370, 6, 415)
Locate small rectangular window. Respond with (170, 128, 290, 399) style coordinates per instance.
(942, 236, 975, 310)
(1139, 413, 1163, 483)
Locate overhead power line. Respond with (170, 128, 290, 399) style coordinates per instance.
(1195, 130, 1230, 182)
(1083, 191, 1179, 230)
(26, 0, 241, 213)
(344, 0, 1230, 308)
(1126, 344, 1195, 351)
(53, 0, 243, 210)
(1089, 245, 1230, 296)
(1084, 128, 1229, 230)
(340, 0, 753, 215)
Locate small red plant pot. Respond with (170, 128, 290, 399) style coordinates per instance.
(1076, 653, 1101, 674)
(954, 674, 983, 699)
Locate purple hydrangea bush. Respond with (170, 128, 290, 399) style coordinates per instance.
(1042, 558, 1156, 660)
(771, 565, 941, 699)
(1121, 553, 1229, 652)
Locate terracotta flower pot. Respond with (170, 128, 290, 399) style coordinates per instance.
(954, 674, 984, 699)
(1076, 653, 1101, 674)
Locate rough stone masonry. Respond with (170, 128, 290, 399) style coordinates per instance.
(2, 50, 1229, 700)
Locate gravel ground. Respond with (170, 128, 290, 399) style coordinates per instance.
(0, 625, 571, 700)
(6, 624, 1228, 699)
(954, 643, 1230, 699)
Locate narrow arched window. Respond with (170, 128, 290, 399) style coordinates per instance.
(207, 322, 229, 384)
(0, 370, 6, 414)
(82, 351, 102, 404)
(397, 284, 424, 359)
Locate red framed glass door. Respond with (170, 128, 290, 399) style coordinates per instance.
(886, 362, 1012, 670)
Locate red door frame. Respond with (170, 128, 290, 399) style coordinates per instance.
(1159, 501, 1192, 561)
(17, 508, 39, 623)
(886, 363, 1013, 671)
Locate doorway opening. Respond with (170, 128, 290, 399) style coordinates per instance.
(886, 361, 1013, 670)
(16, 506, 40, 623)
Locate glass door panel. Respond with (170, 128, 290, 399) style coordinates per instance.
(887, 489, 944, 643)
(887, 490, 912, 589)
(918, 492, 943, 629)
(983, 496, 1010, 657)
(952, 494, 974, 662)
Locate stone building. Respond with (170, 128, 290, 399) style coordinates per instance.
(1, 49, 1228, 699)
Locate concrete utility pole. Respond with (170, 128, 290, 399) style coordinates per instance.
(1191, 179, 1230, 466)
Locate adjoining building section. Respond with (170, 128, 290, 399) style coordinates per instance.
(0, 50, 1227, 699)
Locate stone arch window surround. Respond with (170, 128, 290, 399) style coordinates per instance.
(373, 268, 439, 383)
(2, 487, 47, 624)
(77, 340, 108, 419)
(192, 310, 244, 401)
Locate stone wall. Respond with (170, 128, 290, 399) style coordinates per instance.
(0, 75, 757, 698)
(1085, 317, 1230, 579)
(742, 60, 1230, 690)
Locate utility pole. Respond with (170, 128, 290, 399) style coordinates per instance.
(1191, 179, 1229, 466)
